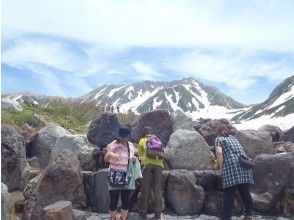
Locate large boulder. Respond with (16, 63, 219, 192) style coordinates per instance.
(87, 113, 120, 148)
(194, 118, 237, 146)
(195, 170, 222, 192)
(166, 170, 205, 215)
(281, 126, 294, 142)
(235, 130, 274, 158)
(131, 109, 173, 146)
(23, 151, 86, 220)
(258, 124, 283, 142)
(251, 192, 273, 213)
(83, 169, 109, 213)
(1, 125, 26, 190)
(51, 134, 96, 171)
(253, 152, 294, 214)
(31, 123, 70, 168)
(171, 110, 192, 132)
(164, 129, 211, 170)
(1, 183, 10, 220)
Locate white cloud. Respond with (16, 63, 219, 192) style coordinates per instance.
(167, 49, 294, 90)
(132, 61, 162, 80)
(3, 0, 294, 51)
(2, 39, 84, 72)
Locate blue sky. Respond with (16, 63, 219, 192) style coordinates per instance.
(2, 0, 294, 104)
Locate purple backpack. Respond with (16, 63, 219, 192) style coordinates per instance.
(147, 137, 163, 151)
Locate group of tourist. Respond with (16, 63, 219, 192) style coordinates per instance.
(104, 123, 254, 220)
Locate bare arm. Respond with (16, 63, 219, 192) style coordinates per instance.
(215, 146, 223, 173)
(104, 146, 119, 163)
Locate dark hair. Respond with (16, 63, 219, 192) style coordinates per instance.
(143, 126, 154, 136)
(216, 124, 230, 137)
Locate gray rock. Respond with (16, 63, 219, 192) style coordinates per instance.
(274, 141, 294, 153)
(282, 188, 294, 217)
(258, 125, 282, 139)
(281, 126, 294, 143)
(1, 183, 10, 220)
(165, 129, 211, 170)
(1, 125, 26, 190)
(83, 169, 110, 213)
(27, 157, 40, 169)
(87, 113, 120, 147)
(253, 151, 294, 214)
(166, 170, 205, 215)
(1, 99, 23, 111)
(52, 134, 95, 171)
(27, 113, 47, 127)
(195, 170, 222, 192)
(171, 110, 192, 132)
(31, 123, 71, 168)
(131, 109, 173, 147)
(204, 191, 242, 217)
(179, 121, 202, 132)
(23, 151, 86, 220)
(194, 118, 237, 146)
(235, 130, 274, 158)
(20, 163, 40, 190)
(44, 200, 74, 220)
(252, 192, 273, 213)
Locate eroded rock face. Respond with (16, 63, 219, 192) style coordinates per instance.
(253, 151, 294, 214)
(87, 113, 120, 148)
(166, 170, 205, 215)
(23, 151, 86, 220)
(51, 134, 95, 171)
(281, 126, 294, 143)
(164, 129, 211, 170)
(235, 130, 274, 158)
(1, 125, 26, 190)
(131, 109, 173, 147)
(31, 123, 71, 168)
(194, 118, 237, 146)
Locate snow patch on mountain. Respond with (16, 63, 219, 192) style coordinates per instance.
(268, 85, 293, 109)
(235, 112, 294, 130)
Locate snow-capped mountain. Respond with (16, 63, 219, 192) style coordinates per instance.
(80, 78, 247, 119)
(232, 75, 294, 130)
(233, 75, 294, 120)
(1, 93, 55, 111)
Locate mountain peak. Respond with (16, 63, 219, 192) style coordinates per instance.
(81, 77, 247, 119)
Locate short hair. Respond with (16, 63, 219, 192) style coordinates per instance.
(143, 126, 154, 136)
(216, 124, 230, 137)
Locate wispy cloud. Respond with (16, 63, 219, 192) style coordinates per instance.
(132, 61, 162, 80)
(167, 49, 294, 90)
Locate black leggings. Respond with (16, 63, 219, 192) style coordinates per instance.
(223, 183, 252, 220)
(109, 190, 131, 211)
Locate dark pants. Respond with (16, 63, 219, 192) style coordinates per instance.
(141, 164, 162, 216)
(109, 190, 131, 211)
(223, 183, 253, 220)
